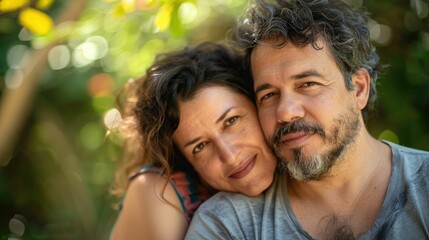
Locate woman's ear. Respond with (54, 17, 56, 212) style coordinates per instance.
(352, 68, 371, 110)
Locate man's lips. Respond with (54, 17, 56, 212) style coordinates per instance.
(228, 156, 256, 179)
(280, 132, 312, 147)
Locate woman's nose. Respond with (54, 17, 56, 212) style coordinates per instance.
(216, 137, 239, 164)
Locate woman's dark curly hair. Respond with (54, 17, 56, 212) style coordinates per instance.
(231, 0, 383, 121)
(113, 42, 253, 196)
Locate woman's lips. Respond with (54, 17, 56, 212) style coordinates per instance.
(228, 156, 256, 179)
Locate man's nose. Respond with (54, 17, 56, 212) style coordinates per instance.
(276, 93, 305, 124)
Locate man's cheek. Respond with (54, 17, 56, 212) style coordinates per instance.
(259, 119, 273, 142)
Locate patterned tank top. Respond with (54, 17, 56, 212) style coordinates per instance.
(128, 164, 210, 221)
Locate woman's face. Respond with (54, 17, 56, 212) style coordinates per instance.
(172, 86, 276, 196)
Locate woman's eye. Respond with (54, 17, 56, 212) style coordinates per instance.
(225, 116, 238, 126)
(193, 142, 207, 154)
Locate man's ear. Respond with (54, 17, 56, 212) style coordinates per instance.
(352, 68, 371, 110)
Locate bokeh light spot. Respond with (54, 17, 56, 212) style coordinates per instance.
(5, 69, 24, 89)
(86, 36, 109, 60)
(404, 11, 422, 32)
(7, 44, 29, 69)
(48, 45, 71, 70)
(179, 2, 197, 24)
(369, 21, 392, 46)
(87, 73, 115, 97)
(411, 0, 429, 19)
(82, 42, 98, 60)
(104, 108, 122, 130)
(72, 42, 95, 68)
(18, 28, 32, 41)
(9, 214, 26, 237)
(79, 122, 103, 150)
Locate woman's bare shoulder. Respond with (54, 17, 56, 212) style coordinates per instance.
(111, 173, 189, 240)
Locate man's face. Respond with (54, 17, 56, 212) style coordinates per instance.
(251, 39, 362, 181)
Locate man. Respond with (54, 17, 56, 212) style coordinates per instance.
(185, 0, 429, 239)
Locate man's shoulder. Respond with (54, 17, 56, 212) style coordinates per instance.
(186, 191, 267, 239)
(190, 190, 270, 224)
(197, 191, 262, 212)
(385, 141, 429, 159)
(386, 141, 429, 182)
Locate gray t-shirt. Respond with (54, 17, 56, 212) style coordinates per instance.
(185, 142, 429, 239)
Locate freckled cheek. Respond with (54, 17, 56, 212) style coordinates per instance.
(197, 156, 223, 177)
(202, 166, 226, 189)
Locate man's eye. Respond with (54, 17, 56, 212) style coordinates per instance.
(260, 92, 276, 102)
(302, 82, 317, 87)
(225, 116, 238, 127)
(193, 142, 207, 154)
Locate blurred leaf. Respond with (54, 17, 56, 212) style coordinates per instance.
(112, 3, 126, 17)
(121, 0, 135, 13)
(0, 18, 15, 33)
(170, 3, 184, 37)
(136, 0, 158, 10)
(0, 0, 29, 12)
(36, 0, 55, 10)
(155, 3, 173, 31)
(18, 8, 53, 36)
(378, 129, 400, 144)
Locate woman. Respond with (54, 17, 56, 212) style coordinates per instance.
(110, 42, 276, 239)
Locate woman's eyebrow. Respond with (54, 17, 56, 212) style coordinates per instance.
(184, 137, 202, 149)
(183, 106, 237, 149)
(215, 107, 235, 124)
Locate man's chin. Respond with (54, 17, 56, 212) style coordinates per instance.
(278, 153, 330, 181)
(277, 148, 314, 161)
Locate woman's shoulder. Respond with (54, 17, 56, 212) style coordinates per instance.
(111, 171, 189, 239)
(126, 164, 201, 204)
(127, 170, 170, 196)
(128, 164, 163, 181)
(126, 164, 210, 220)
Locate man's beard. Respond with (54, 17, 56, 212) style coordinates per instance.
(271, 107, 361, 181)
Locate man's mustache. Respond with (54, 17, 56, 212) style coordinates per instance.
(272, 120, 325, 146)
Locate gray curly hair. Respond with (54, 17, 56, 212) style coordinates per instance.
(231, 0, 383, 121)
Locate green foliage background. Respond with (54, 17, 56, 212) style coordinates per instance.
(0, 0, 428, 239)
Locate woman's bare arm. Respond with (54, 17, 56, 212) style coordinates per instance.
(111, 173, 189, 240)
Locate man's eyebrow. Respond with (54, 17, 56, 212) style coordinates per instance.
(255, 83, 272, 96)
(291, 69, 324, 80)
(255, 70, 325, 96)
(183, 107, 235, 149)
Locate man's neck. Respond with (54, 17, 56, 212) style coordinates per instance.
(289, 133, 389, 197)
(286, 132, 392, 239)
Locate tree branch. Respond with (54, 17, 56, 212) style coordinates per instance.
(0, 0, 89, 165)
